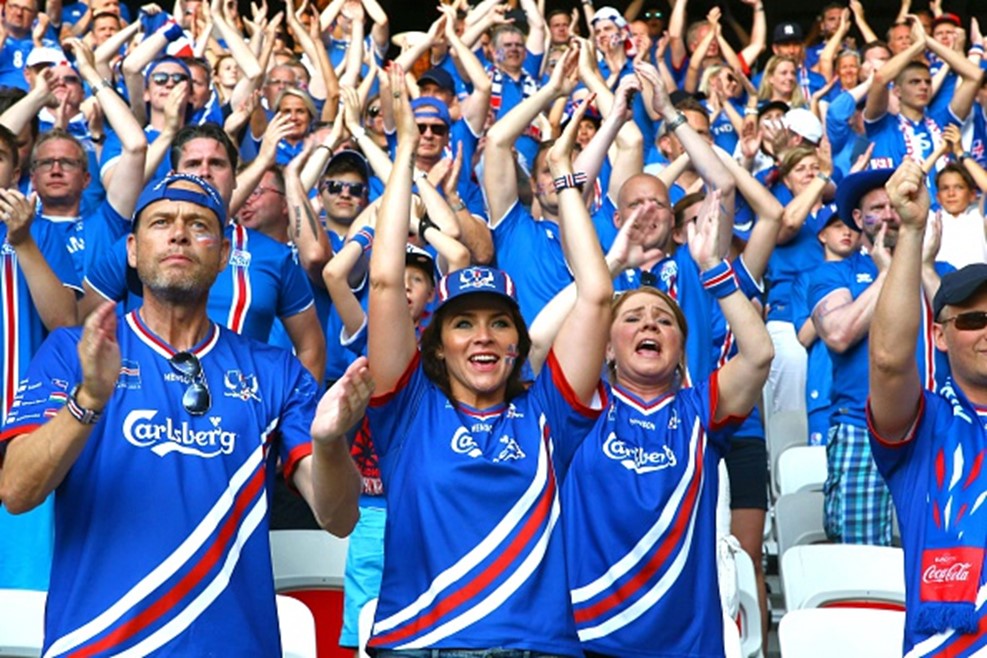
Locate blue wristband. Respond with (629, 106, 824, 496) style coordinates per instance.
(349, 226, 375, 253)
(162, 22, 184, 41)
(700, 260, 739, 299)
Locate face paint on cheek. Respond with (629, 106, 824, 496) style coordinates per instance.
(495, 47, 507, 62)
(505, 343, 519, 367)
(860, 213, 882, 231)
(194, 234, 219, 246)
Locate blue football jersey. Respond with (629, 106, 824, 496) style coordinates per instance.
(563, 374, 739, 656)
(364, 351, 605, 655)
(0, 311, 320, 656)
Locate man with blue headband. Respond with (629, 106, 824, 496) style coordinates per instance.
(0, 172, 363, 657)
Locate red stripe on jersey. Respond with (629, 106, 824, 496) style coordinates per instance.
(3, 254, 16, 418)
(71, 464, 267, 657)
(372, 432, 558, 646)
(228, 226, 249, 333)
(573, 425, 705, 625)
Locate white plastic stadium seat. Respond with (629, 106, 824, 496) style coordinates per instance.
(778, 607, 905, 657)
(0, 588, 46, 657)
(358, 597, 378, 658)
(777, 446, 827, 496)
(723, 608, 743, 658)
(781, 544, 905, 612)
(269, 529, 348, 591)
(766, 409, 809, 498)
(774, 491, 827, 558)
(276, 594, 317, 658)
(734, 548, 764, 658)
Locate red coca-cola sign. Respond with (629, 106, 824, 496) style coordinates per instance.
(920, 548, 983, 602)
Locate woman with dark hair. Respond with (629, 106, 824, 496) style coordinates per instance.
(363, 66, 612, 655)
(562, 191, 774, 657)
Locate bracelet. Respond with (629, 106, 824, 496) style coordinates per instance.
(666, 112, 688, 133)
(315, 144, 333, 154)
(418, 215, 438, 237)
(92, 78, 114, 93)
(349, 226, 374, 253)
(969, 46, 984, 56)
(959, 152, 971, 163)
(67, 384, 101, 425)
(700, 260, 740, 299)
(816, 171, 832, 185)
(552, 171, 587, 193)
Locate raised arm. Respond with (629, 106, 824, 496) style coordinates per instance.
(818, 9, 852, 80)
(865, 17, 925, 121)
(717, 151, 783, 281)
(141, 82, 188, 184)
(684, 9, 719, 93)
(285, 134, 334, 286)
(666, 0, 688, 70)
(93, 18, 141, 80)
(361, 0, 390, 57)
(367, 64, 420, 393)
(439, 5, 491, 136)
(285, 0, 326, 101)
(0, 302, 119, 514)
(484, 44, 579, 226)
(689, 190, 773, 421)
(520, 0, 545, 56)
(738, 0, 766, 67)
(544, 98, 612, 403)
(69, 39, 148, 219)
(869, 159, 928, 440)
(849, 0, 878, 45)
(924, 34, 986, 121)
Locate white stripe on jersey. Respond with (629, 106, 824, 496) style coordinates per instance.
(44, 430, 272, 658)
(570, 419, 701, 604)
(401, 498, 561, 649)
(374, 414, 553, 634)
(2, 253, 20, 421)
(578, 438, 703, 640)
(114, 491, 269, 657)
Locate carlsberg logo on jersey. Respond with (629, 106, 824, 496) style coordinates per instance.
(603, 432, 677, 474)
(123, 409, 237, 458)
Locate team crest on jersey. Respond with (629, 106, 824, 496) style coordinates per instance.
(602, 431, 677, 474)
(658, 260, 678, 287)
(228, 249, 251, 268)
(493, 435, 526, 462)
(667, 409, 681, 430)
(117, 360, 142, 389)
(223, 370, 261, 402)
(1, 241, 14, 255)
(451, 427, 482, 458)
(506, 403, 524, 419)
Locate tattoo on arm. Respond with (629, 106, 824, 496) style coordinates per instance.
(302, 201, 320, 239)
(293, 205, 303, 240)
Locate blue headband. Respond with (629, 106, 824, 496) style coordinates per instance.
(133, 172, 227, 229)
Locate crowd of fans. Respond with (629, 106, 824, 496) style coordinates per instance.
(0, 0, 986, 654)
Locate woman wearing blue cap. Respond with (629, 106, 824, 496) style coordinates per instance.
(363, 65, 611, 656)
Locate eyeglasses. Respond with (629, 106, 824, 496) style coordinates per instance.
(55, 74, 81, 85)
(33, 156, 83, 172)
(249, 185, 285, 198)
(320, 179, 366, 197)
(417, 123, 448, 136)
(939, 311, 987, 331)
(644, 10, 664, 19)
(169, 351, 211, 415)
(150, 72, 190, 86)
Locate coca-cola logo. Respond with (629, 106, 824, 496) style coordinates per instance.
(922, 562, 972, 584)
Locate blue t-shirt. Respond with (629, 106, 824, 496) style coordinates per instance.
(563, 373, 740, 656)
(764, 188, 827, 323)
(0, 34, 41, 90)
(365, 350, 605, 655)
(0, 313, 318, 657)
(38, 201, 129, 282)
(101, 125, 171, 186)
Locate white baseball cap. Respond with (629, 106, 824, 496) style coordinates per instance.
(783, 108, 823, 144)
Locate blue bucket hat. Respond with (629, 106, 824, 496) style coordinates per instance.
(834, 168, 895, 231)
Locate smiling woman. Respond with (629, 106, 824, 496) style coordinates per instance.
(362, 65, 612, 656)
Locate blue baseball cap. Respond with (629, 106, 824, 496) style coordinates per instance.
(437, 266, 518, 310)
(806, 203, 840, 234)
(835, 169, 895, 231)
(418, 67, 456, 94)
(411, 97, 452, 126)
(933, 263, 987, 319)
(133, 173, 227, 229)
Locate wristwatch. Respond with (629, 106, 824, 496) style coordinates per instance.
(665, 113, 688, 133)
(67, 384, 102, 425)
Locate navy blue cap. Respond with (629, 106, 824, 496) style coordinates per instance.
(411, 97, 452, 126)
(773, 21, 804, 44)
(133, 172, 227, 228)
(437, 266, 518, 310)
(326, 149, 370, 184)
(806, 204, 841, 234)
(933, 264, 987, 319)
(418, 67, 455, 93)
(835, 169, 894, 230)
(406, 244, 436, 285)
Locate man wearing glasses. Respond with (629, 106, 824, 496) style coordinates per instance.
(0, 172, 363, 657)
(869, 160, 987, 657)
(0, 0, 49, 90)
(807, 168, 953, 547)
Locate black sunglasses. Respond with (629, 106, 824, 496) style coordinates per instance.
(367, 105, 381, 118)
(940, 311, 987, 331)
(321, 179, 366, 197)
(150, 72, 190, 86)
(169, 351, 211, 415)
(417, 123, 449, 136)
